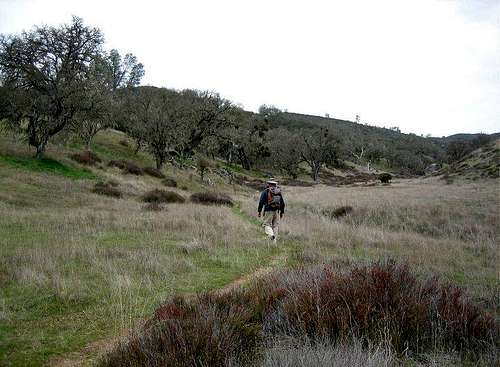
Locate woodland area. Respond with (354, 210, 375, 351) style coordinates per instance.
(0, 17, 495, 180)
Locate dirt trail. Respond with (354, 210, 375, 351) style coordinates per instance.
(48, 252, 287, 367)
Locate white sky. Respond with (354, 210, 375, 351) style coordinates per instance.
(0, 0, 498, 136)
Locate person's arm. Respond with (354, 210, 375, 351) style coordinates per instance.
(257, 191, 266, 216)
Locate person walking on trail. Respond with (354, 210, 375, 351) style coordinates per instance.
(258, 180, 285, 244)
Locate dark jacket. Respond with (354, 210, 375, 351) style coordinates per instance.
(258, 189, 285, 213)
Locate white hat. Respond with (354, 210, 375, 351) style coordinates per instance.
(266, 180, 278, 185)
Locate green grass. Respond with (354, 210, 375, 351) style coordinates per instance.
(0, 153, 96, 180)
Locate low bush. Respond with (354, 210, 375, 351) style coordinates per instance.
(108, 160, 143, 175)
(143, 202, 167, 211)
(190, 192, 234, 207)
(70, 151, 102, 166)
(142, 189, 185, 204)
(162, 177, 178, 187)
(106, 179, 120, 187)
(101, 295, 261, 367)
(379, 173, 392, 183)
(144, 166, 165, 178)
(322, 205, 353, 219)
(100, 262, 498, 367)
(92, 181, 122, 198)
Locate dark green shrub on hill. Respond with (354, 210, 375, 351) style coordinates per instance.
(142, 189, 185, 204)
(322, 205, 353, 219)
(190, 192, 233, 207)
(379, 173, 392, 183)
(162, 177, 178, 187)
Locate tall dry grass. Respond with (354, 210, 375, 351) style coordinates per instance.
(0, 166, 271, 365)
(241, 178, 499, 303)
(258, 339, 395, 367)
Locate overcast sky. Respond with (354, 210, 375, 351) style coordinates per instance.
(0, 0, 498, 136)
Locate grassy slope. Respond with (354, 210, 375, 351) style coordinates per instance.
(443, 138, 500, 179)
(0, 130, 498, 366)
(240, 178, 499, 305)
(0, 131, 283, 366)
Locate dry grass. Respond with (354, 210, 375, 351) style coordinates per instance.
(143, 166, 165, 178)
(1, 130, 498, 366)
(241, 178, 499, 304)
(92, 181, 123, 198)
(0, 163, 273, 366)
(259, 339, 395, 367)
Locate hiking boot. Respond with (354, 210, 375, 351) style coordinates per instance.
(270, 235, 275, 241)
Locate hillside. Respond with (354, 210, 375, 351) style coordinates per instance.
(266, 111, 445, 174)
(0, 130, 498, 366)
(441, 132, 500, 143)
(439, 138, 500, 180)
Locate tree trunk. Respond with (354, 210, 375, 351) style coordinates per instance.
(155, 157, 163, 170)
(238, 147, 251, 170)
(85, 137, 92, 152)
(312, 164, 321, 182)
(135, 138, 142, 154)
(34, 141, 47, 159)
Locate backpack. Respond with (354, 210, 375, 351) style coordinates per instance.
(267, 186, 282, 209)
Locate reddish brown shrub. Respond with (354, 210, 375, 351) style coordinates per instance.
(142, 189, 185, 204)
(144, 166, 165, 178)
(269, 262, 498, 355)
(70, 151, 102, 166)
(190, 192, 234, 207)
(108, 160, 143, 175)
(101, 294, 260, 367)
(100, 262, 498, 367)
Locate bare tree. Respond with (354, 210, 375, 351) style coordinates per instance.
(124, 87, 181, 169)
(70, 57, 115, 151)
(298, 127, 337, 181)
(107, 49, 144, 90)
(177, 90, 237, 157)
(267, 128, 302, 179)
(0, 17, 103, 158)
(71, 49, 144, 151)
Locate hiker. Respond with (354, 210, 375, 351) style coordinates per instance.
(257, 180, 285, 244)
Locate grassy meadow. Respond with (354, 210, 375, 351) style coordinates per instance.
(243, 179, 499, 303)
(0, 130, 498, 366)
